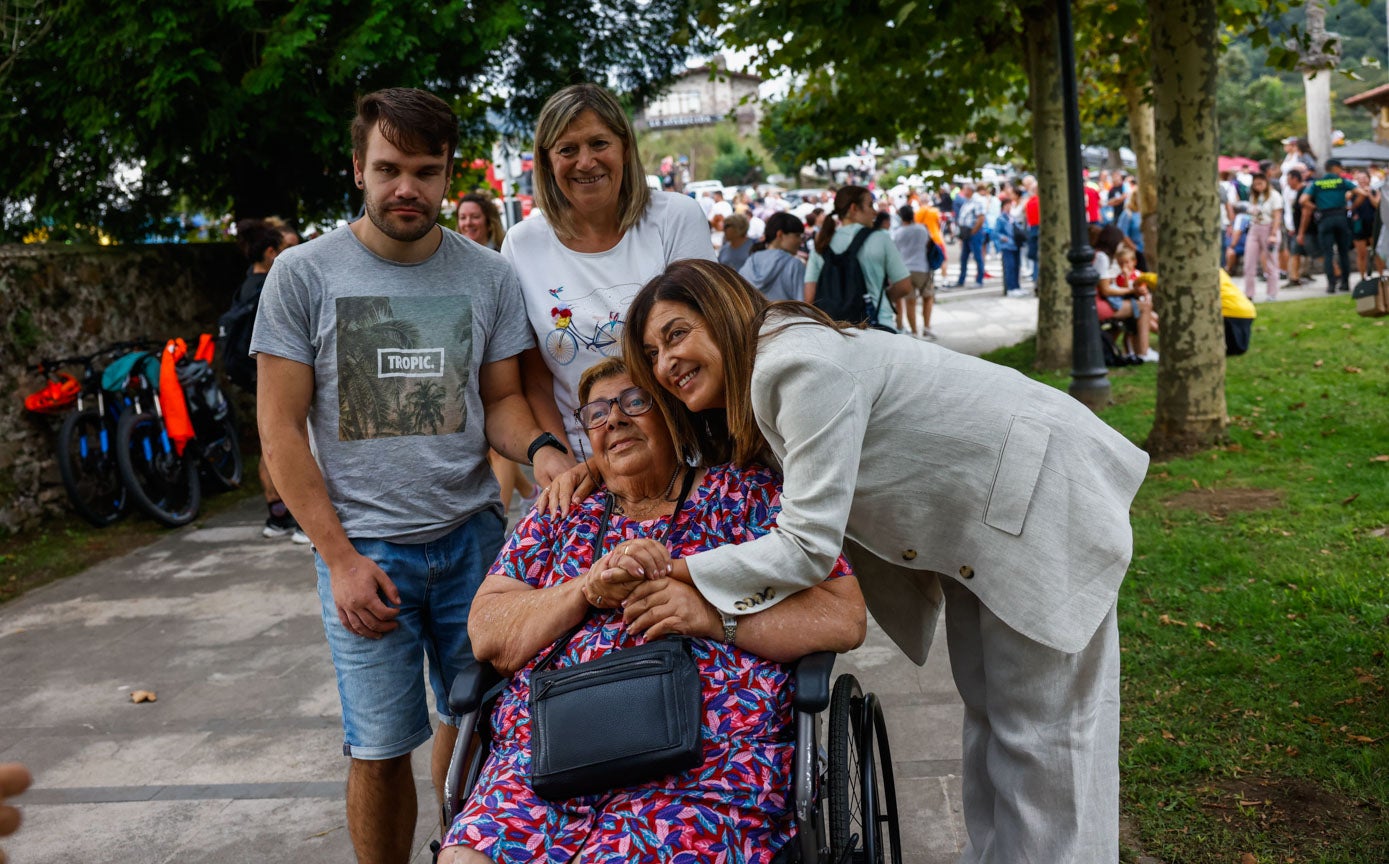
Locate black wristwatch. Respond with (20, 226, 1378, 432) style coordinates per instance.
(526, 431, 568, 465)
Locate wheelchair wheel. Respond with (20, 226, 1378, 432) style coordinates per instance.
(865, 694, 902, 864)
(116, 409, 201, 527)
(828, 674, 869, 862)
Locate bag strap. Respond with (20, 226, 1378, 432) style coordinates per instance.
(532, 467, 698, 673)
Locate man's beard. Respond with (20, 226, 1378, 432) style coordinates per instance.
(365, 194, 439, 243)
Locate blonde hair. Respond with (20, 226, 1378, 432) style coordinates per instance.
(1115, 245, 1137, 266)
(532, 84, 651, 242)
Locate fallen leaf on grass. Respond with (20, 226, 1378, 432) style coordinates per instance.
(1194, 621, 1213, 631)
(1341, 493, 1359, 505)
(1161, 730, 1175, 740)
(1313, 359, 1324, 367)
(1346, 734, 1378, 744)
(1369, 527, 1388, 537)
(1344, 366, 1363, 374)
(130, 690, 157, 704)
(1158, 614, 1188, 626)
(1238, 799, 1267, 807)
(1241, 852, 1259, 864)
(1371, 455, 1389, 462)
(1355, 668, 1378, 685)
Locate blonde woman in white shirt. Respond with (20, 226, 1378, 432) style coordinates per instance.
(1244, 173, 1284, 301)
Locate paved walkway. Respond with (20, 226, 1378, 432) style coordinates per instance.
(0, 278, 1046, 863)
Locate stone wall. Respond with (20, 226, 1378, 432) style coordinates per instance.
(1, 243, 243, 534)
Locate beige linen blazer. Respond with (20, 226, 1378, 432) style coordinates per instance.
(686, 318, 1149, 664)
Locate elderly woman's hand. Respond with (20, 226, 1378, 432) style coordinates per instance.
(538, 463, 598, 517)
(622, 578, 722, 641)
(581, 550, 643, 609)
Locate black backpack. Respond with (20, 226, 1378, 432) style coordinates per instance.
(813, 227, 874, 323)
(218, 278, 263, 390)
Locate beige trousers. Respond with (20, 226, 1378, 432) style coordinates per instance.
(941, 578, 1121, 864)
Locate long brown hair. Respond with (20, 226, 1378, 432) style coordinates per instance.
(623, 259, 846, 467)
(815, 185, 871, 254)
(458, 192, 506, 248)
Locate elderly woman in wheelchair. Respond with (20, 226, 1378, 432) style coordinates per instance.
(436, 357, 868, 864)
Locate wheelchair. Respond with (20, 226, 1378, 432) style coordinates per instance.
(434, 652, 902, 864)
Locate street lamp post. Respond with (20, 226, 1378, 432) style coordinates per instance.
(1057, 0, 1110, 410)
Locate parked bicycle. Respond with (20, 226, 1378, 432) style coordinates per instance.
(22, 339, 157, 527)
(115, 335, 242, 528)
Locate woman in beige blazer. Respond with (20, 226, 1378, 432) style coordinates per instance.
(614, 259, 1148, 864)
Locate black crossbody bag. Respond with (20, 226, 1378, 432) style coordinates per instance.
(529, 469, 702, 801)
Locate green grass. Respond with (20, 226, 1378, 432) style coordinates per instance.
(0, 458, 264, 605)
(986, 297, 1389, 863)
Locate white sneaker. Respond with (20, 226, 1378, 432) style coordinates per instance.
(1141, 349, 1160, 362)
(920, 328, 938, 340)
(292, 528, 311, 545)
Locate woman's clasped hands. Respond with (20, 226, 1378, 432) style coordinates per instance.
(580, 539, 721, 641)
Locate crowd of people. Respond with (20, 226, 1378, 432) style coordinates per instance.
(1221, 136, 1389, 300)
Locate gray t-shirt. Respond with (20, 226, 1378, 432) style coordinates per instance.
(250, 225, 534, 543)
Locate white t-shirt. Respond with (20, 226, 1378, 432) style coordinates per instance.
(501, 192, 716, 455)
(1247, 190, 1283, 227)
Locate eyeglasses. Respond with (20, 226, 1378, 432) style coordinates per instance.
(574, 386, 656, 429)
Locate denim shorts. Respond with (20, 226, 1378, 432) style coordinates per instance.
(314, 509, 505, 760)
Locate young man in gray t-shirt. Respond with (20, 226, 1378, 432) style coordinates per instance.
(250, 88, 572, 862)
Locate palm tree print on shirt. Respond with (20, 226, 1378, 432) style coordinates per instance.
(336, 295, 473, 441)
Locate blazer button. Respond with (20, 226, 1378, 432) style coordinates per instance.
(959, 565, 975, 579)
(901, 549, 917, 561)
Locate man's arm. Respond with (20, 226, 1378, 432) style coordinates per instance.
(479, 354, 572, 485)
(257, 353, 401, 639)
(518, 347, 576, 485)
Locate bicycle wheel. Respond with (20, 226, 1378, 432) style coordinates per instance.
(57, 409, 127, 527)
(867, 695, 902, 864)
(595, 319, 625, 356)
(116, 410, 201, 527)
(199, 410, 243, 492)
(828, 674, 868, 862)
(545, 328, 579, 366)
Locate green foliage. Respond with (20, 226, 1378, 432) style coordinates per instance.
(759, 96, 825, 176)
(636, 120, 770, 183)
(710, 147, 764, 186)
(990, 297, 1389, 863)
(1217, 45, 1307, 155)
(0, 0, 713, 242)
(707, 0, 1033, 176)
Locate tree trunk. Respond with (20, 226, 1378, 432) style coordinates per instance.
(1025, 0, 1071, 370)
(1124, 83, 1160, 271)
(1146, 0, 1226, 457)
(1301, 0, 1338, 165)
(1303, 69, 1333, 165)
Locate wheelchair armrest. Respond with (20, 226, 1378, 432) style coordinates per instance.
(791, 651, 837, 713)
(447, 663, 504, 716)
